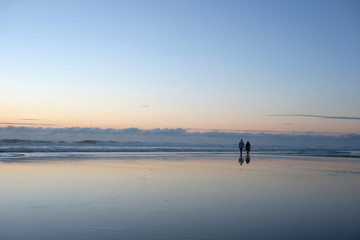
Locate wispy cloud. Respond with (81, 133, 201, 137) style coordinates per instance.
(0, 122, 56, 126)
(0, 118, 55, 126)
(267, 114, 360, 120)
(19, 119, 41, 121)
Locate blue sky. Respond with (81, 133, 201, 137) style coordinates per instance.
(1, 0, 359, 134)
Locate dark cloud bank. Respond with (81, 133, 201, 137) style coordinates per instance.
(1, 126, 359, 149)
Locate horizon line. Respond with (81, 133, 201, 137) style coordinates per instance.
(0, 125, 353, 136)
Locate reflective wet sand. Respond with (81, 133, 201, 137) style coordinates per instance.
(0, 153, 359, 239)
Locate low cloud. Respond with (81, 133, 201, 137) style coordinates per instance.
(187, 128, 286, 133)
(0, 126, 359, 149)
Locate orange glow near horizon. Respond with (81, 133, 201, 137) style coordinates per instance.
(1, 111, 359, 135)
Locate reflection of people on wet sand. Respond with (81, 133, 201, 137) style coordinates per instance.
(239, 156, 244, 166)
(239, 139, 244, 154)
(246, 154, 250, 164)
(238, 140, 251, 166)
(246, 141, 251, 154)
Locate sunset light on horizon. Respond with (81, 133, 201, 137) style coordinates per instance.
(1, 0, 359, 135)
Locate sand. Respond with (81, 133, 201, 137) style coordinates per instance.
(0, 153, 359, 239)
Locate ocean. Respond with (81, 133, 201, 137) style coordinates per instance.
(1, 139, 359, 160)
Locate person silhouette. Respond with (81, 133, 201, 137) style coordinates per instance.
(239, 139, 244, 155)
(246, 141, 251, 154)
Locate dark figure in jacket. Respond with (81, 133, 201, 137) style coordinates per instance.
(246, 141, 251, 154)
(239, 139, 244, 154)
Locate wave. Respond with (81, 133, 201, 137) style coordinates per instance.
(0, 139, 359, 158)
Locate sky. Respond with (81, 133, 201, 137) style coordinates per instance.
(1, 0, 360, 136)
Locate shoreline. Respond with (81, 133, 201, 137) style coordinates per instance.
(1, 151, 360, 163)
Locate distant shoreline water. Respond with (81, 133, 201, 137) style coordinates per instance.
(0, 139, 359, 159)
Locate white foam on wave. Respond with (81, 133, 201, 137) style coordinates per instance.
(0, 139, 359, 158)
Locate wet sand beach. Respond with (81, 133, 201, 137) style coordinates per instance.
(0, 153, 359, 239)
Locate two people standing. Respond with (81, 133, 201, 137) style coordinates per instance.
(239, 139, 251, 166)
(239, 139, 251, 154)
